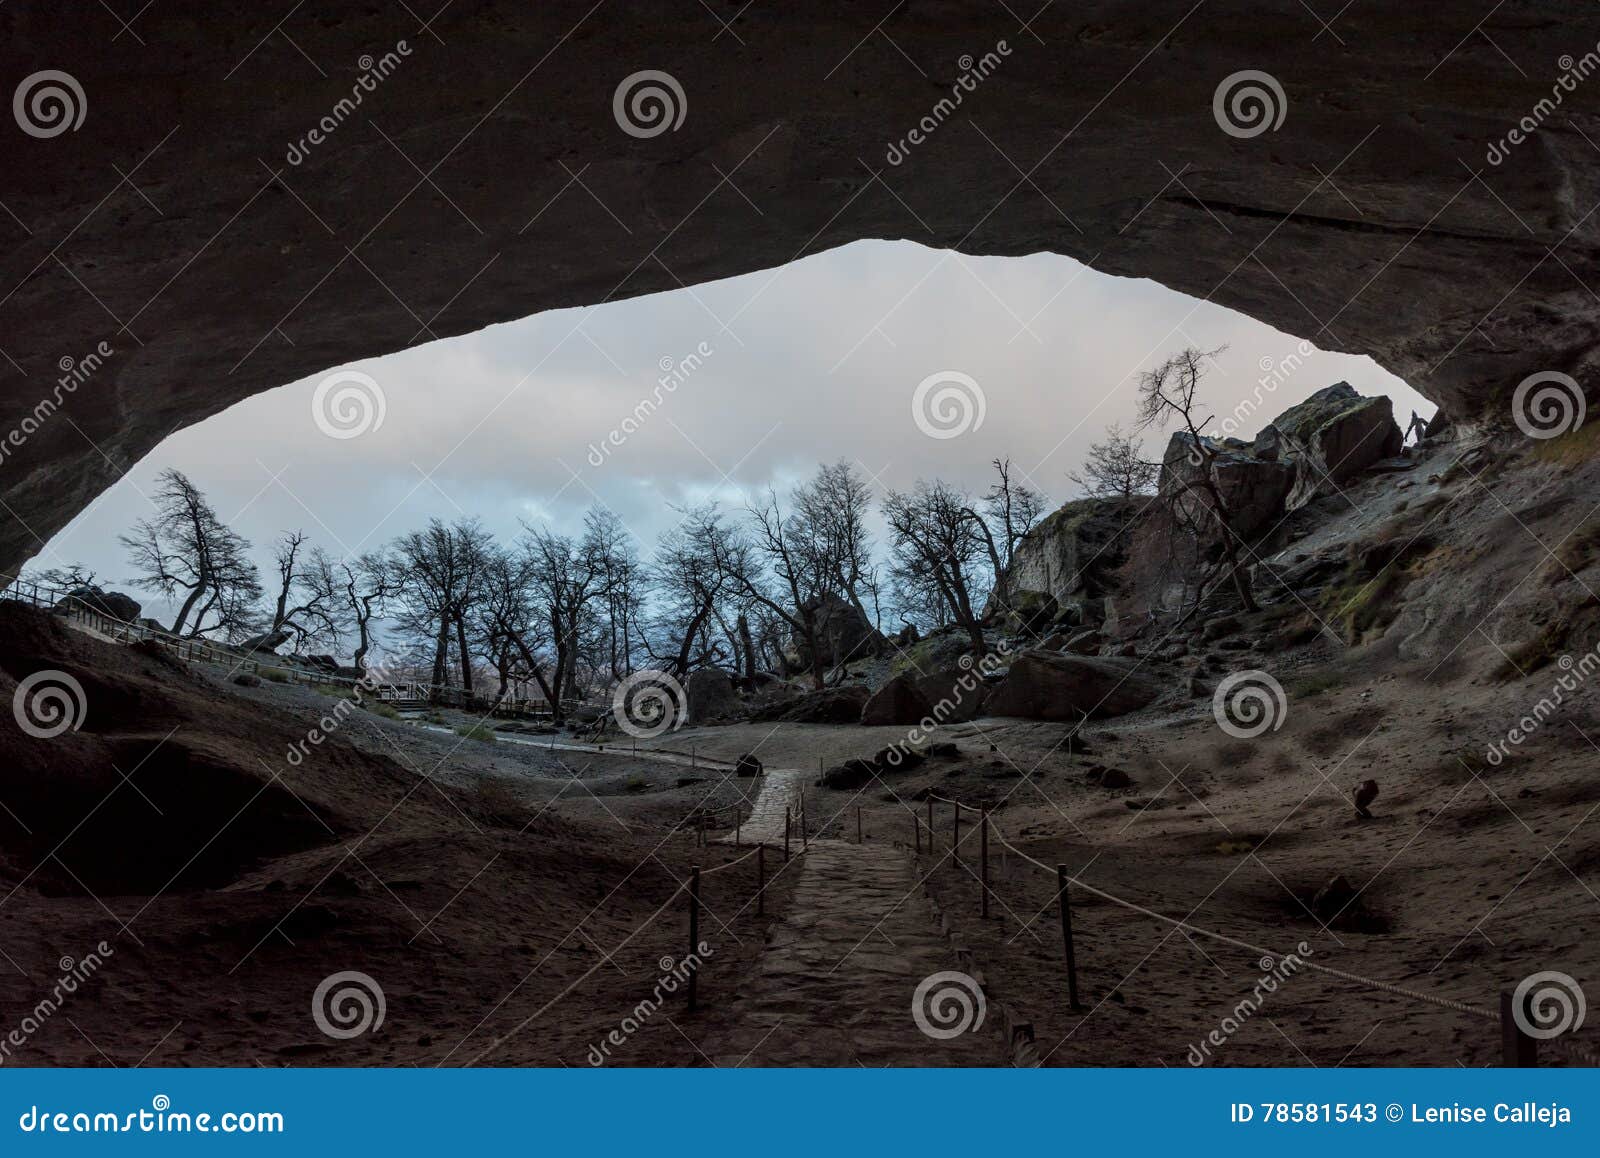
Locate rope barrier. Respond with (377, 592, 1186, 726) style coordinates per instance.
(699, 842, 765, 876)
(987, 826, 1495, 1020)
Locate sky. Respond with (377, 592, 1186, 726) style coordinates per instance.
(36, 239, 1432, 624)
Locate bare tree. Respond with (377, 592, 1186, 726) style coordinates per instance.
(648, 505, 739, 679)
(120, 469, 261, 637)
(259, 531, 344, 650)
(1133, 345, 1258, 612)
(1069, 424, 1159, 501)
(883, 480, 990, 656)
(968, 457, 1047, 611)
(792, 460, 880, 629)
(390, 518, 496, 695)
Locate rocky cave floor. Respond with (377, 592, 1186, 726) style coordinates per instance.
(3, 431, 1600, 1066)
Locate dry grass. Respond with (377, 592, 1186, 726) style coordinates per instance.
(1530, 422, 1600, 467)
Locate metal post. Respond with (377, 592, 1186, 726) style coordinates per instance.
(757, 844, 765, 916)
(980, 808, 990, 918)
(1058, 864, 1083, 1011)
(687, 866, 701, 1011)
(1501, 990, 1538, 1067)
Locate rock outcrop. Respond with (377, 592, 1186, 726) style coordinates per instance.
(859, 673, 935, 727)
(750, 685, 870, 724)
(990, 497, 1141, 624)
(52, 585, 141, 623)
(983, 650, 1160, 720)
(1162, 433, 1295, 540)
(1262, 383, 1405, 509)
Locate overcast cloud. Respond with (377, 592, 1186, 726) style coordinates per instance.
(38, 239, 1432, 620)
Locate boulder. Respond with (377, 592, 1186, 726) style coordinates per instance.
(1063, 628, 1103, 655)
(820, 757, 878, 791)
(912, 667, 987, 723)
(983, 650, 1161, 721)
(1311, 874, 1358, 920)
(233, 672, 262, 688)
(1266, 383, 1404, 509)
(1162, 432, 1295, 540)
(991, 588, 1059, 635)
(685, 667, 740, 723)
(735, 753, 763, 778)
(985, 497, 1141, 614)
(53, 585, 141, 622)
(790, 594, 884, 669)
(860, 673, 936, 726)
(750, 684, 870, 724)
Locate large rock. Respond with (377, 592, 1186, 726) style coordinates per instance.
(239, 628, 292, 654)
(912, 667, 987, 723)
(1161, 433, 1295, 540)
(989, 497, 1141, 618)
(685, 668, 740, 723)
(1264, 383, 1405, 509)
(859, 673, 936, 726)
(53, 585, 141, 622)
(790, 594, 884, 670)
(983, 650, 1161, 720)
(750, 685, 870, 724)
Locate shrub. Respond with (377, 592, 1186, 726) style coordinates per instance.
(258, 667, 290, 683)
(454, 721, 497, 743)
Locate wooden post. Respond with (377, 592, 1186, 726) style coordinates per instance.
(687, 866, 701, 1011)
(757, 843, 765, 916)
(1501, 990, 1538, 1067)
(953, 804, 961, 867)
(1058, 864, 1083, 1011)
(784, 806, 791, 862)
(926, 798, 934, 851)
(980, 808, 990, 918)
(912, 812, 920, 853)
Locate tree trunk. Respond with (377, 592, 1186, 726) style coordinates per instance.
(454, 612, 473, 695)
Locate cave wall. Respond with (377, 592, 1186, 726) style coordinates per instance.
(2, 2, 1599, 573)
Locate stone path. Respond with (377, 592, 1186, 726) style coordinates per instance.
(699, 839, 1005, 1066)
(722, 767, 806, 845)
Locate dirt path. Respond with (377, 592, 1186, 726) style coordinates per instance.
(698, 839, 1006, 1066)
(720, 767, 806, 844)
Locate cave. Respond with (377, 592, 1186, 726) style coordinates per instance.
(3, 3, 1597, 575)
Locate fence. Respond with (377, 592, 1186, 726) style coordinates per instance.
(912, 793, 1599, 1068)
